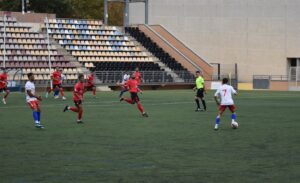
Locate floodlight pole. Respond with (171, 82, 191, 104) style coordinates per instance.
(145, 0, 148, 24)
(124, 0, 129, 26)
(45, 17, 53, 90)
(22, 0, 25, 14)
(104, 0, 108, 25)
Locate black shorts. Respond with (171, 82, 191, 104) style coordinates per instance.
(0, 87, 8, 92)
(130, 92, 140, 103)
(196, 89, 204, 98)
(53, 84, 62, 89)
(74, 100, 82, 108)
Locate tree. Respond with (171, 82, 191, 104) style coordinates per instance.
(0, 0, 21, 12)
(0, 0, 123, 25)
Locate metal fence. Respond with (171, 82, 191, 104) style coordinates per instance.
(94, 70, 195, 85)
(253, 75, 288, 89)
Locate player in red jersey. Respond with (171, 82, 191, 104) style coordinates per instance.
(63, 74, 85, 123)
(0, 69, 10, 104)
(85, 72, 96, 97)
(133, 67, 141, 85)
(120, 74, 148, 117)
(46, 67, 66, 100)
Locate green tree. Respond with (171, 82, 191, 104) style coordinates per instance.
(0, 0, 21, 11)
(0, 0, 123, 25)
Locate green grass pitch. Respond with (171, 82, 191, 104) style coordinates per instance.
(0, 90, 299, 183)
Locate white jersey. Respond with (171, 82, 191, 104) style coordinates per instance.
(214, 84, 237, 105)
(122, 74, 130, 84)
(25, 81, 37, 102)
(61, 74, 66, 82)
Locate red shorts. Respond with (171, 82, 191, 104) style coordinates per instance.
(219, 105, 235, 114)
(0, 87, 8, 92)
(74, 100, 82, 108)
(27, 100, 40, 110)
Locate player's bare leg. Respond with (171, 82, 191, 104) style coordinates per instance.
(63, 104, 83, 123)
(2, 89, 10, 104)
(59, 88, 66, 100)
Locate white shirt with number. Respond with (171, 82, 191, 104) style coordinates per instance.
(122, 74, 130, 84)
(214, 84, 237, 105)
(25, 81, 37, 102)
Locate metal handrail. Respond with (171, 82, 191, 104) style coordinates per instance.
(152, 24, 211, 67)
(143, 24, 211, 76)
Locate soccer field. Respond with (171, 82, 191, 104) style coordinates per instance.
(0, 90, 299, 183)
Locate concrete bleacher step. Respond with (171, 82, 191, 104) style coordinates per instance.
(125, 34, 153, 56)
(154, 61, 184, 82)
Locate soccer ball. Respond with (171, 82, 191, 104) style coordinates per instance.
(231, 121, 239, 129)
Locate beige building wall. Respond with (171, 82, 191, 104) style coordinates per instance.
(129, 0, 300, 82)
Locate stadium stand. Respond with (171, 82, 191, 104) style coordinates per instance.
(0, 16, 78, 85)
(44, 18, 175, 83)
(125, 26, 195, 83)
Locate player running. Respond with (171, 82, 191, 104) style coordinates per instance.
(63, 74, 85, 123)
(133, 67, 141, 85)
(119, 71, 130, 98)
(25, 73, 44, 129)
(53, 68, 66, 98)
(86, 72, 96, 97)
(214, 78, 238, 130)
(0, 69, 10, 104)
(120, 74, 148, 117)
(46, 67, 66, 100)
(193, 71, 207, 111)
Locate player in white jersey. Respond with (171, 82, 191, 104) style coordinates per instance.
(119, 71, 130, 98)
(214, 78, 238, 130)
(25, 73, 44, 129)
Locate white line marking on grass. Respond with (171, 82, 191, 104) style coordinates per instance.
(0, 101, 202, 109)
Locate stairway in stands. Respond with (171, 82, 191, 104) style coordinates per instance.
(126, 25, 213, 81)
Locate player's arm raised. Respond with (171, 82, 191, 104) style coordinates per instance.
(27, 90, 42, 101)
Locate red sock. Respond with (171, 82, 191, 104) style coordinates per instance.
(137, 102, 144, 113)
(69, 107, 79, 113)
(93, 89, 96, 96)
(124, 98, 133, 104)
(78, 109, 83, 120)
(60, 88, 65, 97)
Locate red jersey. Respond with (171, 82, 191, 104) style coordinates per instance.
(87, 74, 94, 85)
(52, 71, 61, 85)
(73, 82, 85, 101)
(0, 73, 8, 88)
(124, 79, 140, 93)
(134, 71, 141, 84)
